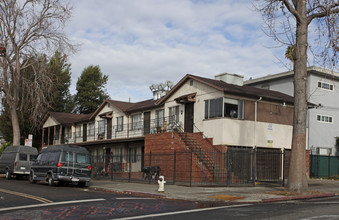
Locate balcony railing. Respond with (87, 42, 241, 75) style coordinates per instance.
(48, 116, 182, 145)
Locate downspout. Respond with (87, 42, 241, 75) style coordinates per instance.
(253, 96, 262, 185)
(254, 97, 262, 149)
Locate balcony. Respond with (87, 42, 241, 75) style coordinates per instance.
(46, 116, 181, 146)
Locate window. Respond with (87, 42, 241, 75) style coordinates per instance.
(129, 148, 137, 163)
(317, 114, 333, 124)
(65, 127, 72, 138)
(169, 106, 179, 123)
(98, 120, 105, 136)
(318, 81, 334, 91)
(117, 116, 123, 132)
(61, 152, 74, 163)
(88, 122, 95, 136)
(55, 125, 60, 140)
(19, 154, 27, 161)
(132, 114, 142, 130)
(76, 124, 81, 137)
(205, 97, 243, 119)
(156, 109, 164, 127)
(76, 154, 89, 164)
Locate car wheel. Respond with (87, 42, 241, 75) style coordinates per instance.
(29, 173, 37, 184)
(5, 171, 11, 180)
(47, 175, 55, 186)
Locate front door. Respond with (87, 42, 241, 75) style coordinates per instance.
(144, 111, 151, 135)
(184, 102, 194, 133)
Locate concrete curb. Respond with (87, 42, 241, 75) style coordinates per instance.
(261, 193, 336, 203)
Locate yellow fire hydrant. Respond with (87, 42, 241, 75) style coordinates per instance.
(158, 176, 166, 192)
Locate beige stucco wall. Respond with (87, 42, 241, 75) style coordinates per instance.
(202, 118, 292, 148)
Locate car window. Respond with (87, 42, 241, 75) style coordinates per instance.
(60, 152, 74, 163)
(76, 154, 89, 164)
(30, 155, 37, 161)
(40, 153, 48, 164)
(19, 154, 28, 161)
(47, 152, 60, 165)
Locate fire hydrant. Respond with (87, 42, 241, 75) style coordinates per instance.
(158, 176, 166, 192)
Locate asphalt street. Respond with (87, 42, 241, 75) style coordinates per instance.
(1, 178, 339, 219)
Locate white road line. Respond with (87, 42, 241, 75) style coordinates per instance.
(115, 197, 155, 200)
(0, 198, 106, 212)
(112, 204, 252, 220)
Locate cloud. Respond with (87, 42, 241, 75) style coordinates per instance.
(66, 0, 288, 102)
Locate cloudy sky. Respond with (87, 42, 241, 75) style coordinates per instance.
(65, 0, 290, 102)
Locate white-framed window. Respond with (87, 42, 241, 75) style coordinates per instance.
(204, 97, 244, 119)
(76, 124, 82, 137)
(317, 114, 333, 124)
(318, 81, 334, 91)
(169, 105, 179, 123)
(156, 109, 164, 127)
(88, 122, 95, 136)
(117, 116, 123, 132)
(98, 120, 106, 135)
(132, 114, 142, 130)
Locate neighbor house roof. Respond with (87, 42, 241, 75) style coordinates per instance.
(46, 112, 92, 126)
(244, 66, 339, 85)
(157, 74, 295, 105)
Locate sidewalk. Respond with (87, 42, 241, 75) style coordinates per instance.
(89, 178, 339, 203)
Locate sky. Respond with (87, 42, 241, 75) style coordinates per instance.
(65, 0, 290, 102)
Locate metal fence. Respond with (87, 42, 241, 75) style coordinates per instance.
(90, 147, 290, 186)
(310, 154, 339, 178)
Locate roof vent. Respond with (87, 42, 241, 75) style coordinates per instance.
(215, 73, 244, 86)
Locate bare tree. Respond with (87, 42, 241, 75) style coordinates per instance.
(255, 0, 338, 193)
(0, 0, 75, 145)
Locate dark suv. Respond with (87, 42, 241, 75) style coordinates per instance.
(30, 145, 92, 187)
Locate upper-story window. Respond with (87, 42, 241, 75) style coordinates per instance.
(132, 114, 142, 130)
(205, 97, 243, 119)
(169, 106, 179, 123)
(318, 81, 334, 91)
(88, 122, 95, 136)
(98, 120, 106, 135)
(116, 116, 123, 132)
(317, 114, 333, 124)
(156, 109, 164, 127)
(76, 124, 81, 137)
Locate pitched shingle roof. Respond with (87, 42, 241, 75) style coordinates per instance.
(157, 74, 295, 105)
(47, 112, 92, 126)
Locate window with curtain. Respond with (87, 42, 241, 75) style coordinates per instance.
(132, 114, 142, 130)
(117, 116, 123, 131)
(88, 122, 95, 136)
(156, 109, 164, 127)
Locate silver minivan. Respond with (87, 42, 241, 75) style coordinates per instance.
(0, 145, 38, 179)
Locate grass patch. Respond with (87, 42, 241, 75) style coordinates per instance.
(210, 195, 244, 201)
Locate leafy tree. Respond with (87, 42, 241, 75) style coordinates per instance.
(255, 0, 338, 193)
(74, 65, 109, 114)
(48, 51, 74, 113)
(0, 0, 75, 145)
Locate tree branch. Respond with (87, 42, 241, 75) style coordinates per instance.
(307, 3, 339, 24)
(282, 0, 302, 22)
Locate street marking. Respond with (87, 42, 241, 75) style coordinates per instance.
(0, 188, 52, 203)
(0, 198, 106, 212)
(112, 204, 252, 220)
(115, 197, 155, 200)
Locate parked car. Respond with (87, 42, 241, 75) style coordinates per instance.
(29, 145, 92, 187)
(0, 145, 38, 179)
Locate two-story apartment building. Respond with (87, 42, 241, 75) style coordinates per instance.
(42, 72, 295, 183)
(245, 66, 339, 156)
